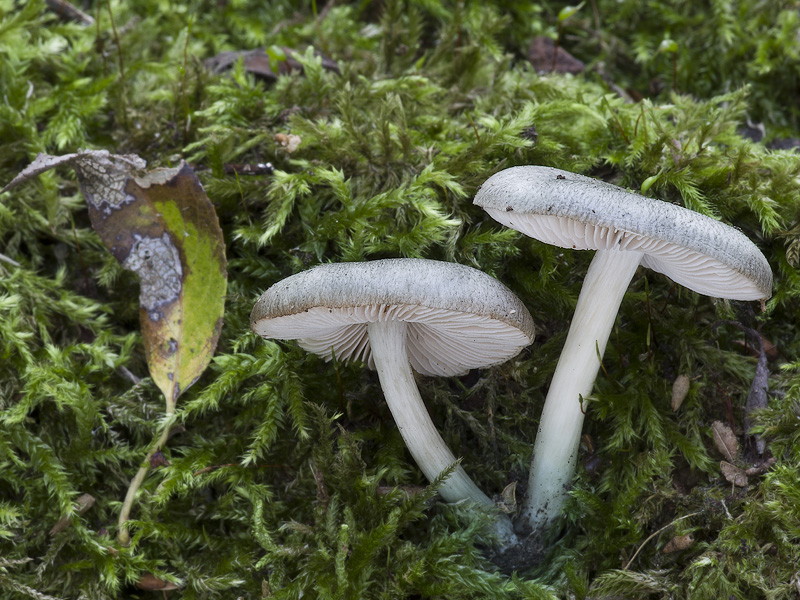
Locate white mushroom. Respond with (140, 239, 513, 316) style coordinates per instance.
(250, 258, 535, 545)
(475, 165, 772, 535)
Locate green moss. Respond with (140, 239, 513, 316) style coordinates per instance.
(1, 0, 799, 598)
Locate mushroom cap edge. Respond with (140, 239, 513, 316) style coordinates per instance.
(474, 165, 773, 301)
(250, 258, 535, 376)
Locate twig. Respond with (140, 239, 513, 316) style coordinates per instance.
(106, 0, 129, 127)
(602, 97, 630, 144)
(593, 62, 633, 103)
(179, 19, 192, 141)
(0, 558, 32, 568)
(0, 252, 20, 267)
(117, 366, 142, 385)
(317, 0, 336, 21)
(644, 277, 657, 348)
(330, 348, 344, 413)
(623, 511, 700, 570)
(466, 113, 481, 143)
(117, 408, 177, 545)
(45, 0, 94, 25)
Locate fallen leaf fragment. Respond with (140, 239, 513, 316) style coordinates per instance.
(663, 533, 694, 553)
(204, 47, 340, 82)
(49, 493, 96, 536)
(720, 321, 771, 455)
(150, 451, 170, 468)
(135, 574, 181, 591)
(2, 150, 227, 405)
(745, 457, 777, 477)
(1, 150, 143, 194)
(497, 481, 517, 514)
(671, 374, 690, 411)
(744, 332, 770, 455)
(275, 133, 302, 153)
(3, 150, 228, 546)
(720, 461, 748, 487)
(527, 36, 585, 74)
(732, 334, 777, 361)
(45, 0, 94, 25)
(711, 420, 739, 462)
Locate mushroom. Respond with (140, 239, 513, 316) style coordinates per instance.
(250, 258, 535, 545)
(474, 165, 772, 535)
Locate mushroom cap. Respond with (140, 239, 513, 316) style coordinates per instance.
(474, 166, 773, 301)
(251, 258, 535, 377)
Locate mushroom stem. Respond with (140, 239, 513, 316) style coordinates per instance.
(521, 249, 643, 535)
(368, 319, 517, 546)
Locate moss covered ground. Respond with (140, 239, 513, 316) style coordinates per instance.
(1, 0, 800, 598)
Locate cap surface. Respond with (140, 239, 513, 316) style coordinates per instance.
(474, 166, 772, 301)
(251, 258, 535, 376)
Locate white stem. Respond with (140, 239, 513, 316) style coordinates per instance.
(368, 319, 517, 546)
(521, 249, 643, 534)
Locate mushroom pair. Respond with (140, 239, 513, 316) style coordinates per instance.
(474, 165, 773, 536)
(250, 167, 773, 547)
(251, 259, 535, 545)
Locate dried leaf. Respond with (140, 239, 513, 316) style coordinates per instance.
(711, 420, 739, 461)
(720, 461, 748, 487)
(135, 574, 181, 591)
(45, 0, 94, 25)
(719, 321, 771, 455)
(150, 451, 170, 468)
(1, 150, 144, 194)
(49, 493, 96, 535)
(745, 457, 777, 477)
(497, 481, 517, 514)
(203, 47, 340, 82)
(662, 533, 694, 553)
(527, 36, 585, 74)
(310, 459, 329, 508)
(3, 151, 227, 405)
(275, 133, 302, 153)
(75, 493, 96, 513)
(671, 374, 690, 411)
(732, 334, 777, 360)
(744, 333, 770, 455)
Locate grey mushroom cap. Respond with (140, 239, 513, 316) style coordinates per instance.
(250, 258, 535, 377)
(474, 166, 773, 301)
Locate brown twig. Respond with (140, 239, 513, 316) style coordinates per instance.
(106, 0, 129, 127)
(317, 0, 336, 21)
(45, 0, 94, 25)
(466, 113, 481, 143)
(180, 20, 192, 142)
(623, 512, 700, 570)
(644, 278, 658, 349)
